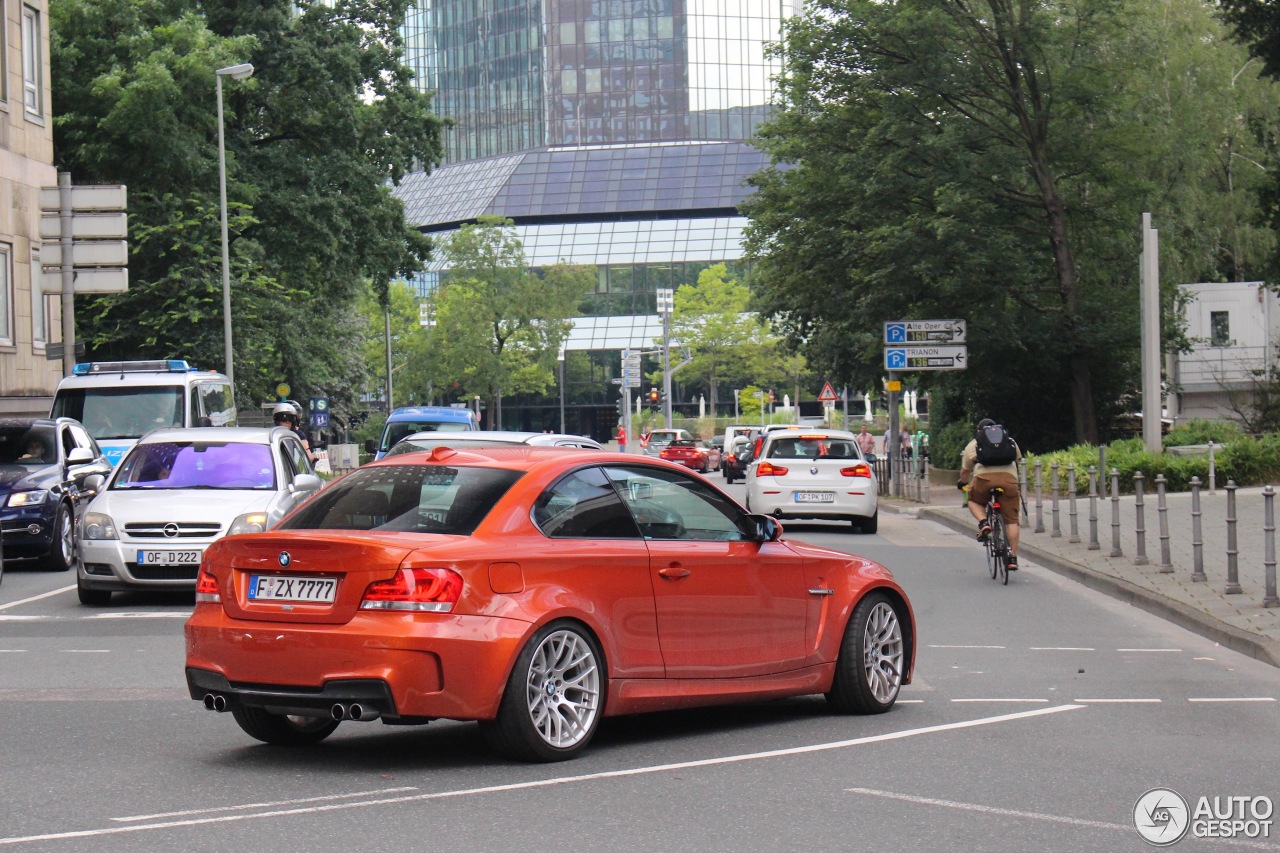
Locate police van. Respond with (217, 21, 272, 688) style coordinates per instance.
(367, 405, 478, 460)
(50, 360, 236, 466)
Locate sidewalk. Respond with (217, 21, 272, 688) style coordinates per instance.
(900, 484, 1280, 667)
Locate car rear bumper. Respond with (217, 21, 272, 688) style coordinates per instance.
(79, 539, 210, 590)
(184, 607, 532, 721)
(750, 488, 877, 521)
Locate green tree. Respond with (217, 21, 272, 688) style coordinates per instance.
(668, 264, 773, 416)
(427, 219, 594, 427)
(50, 0, 444, 408)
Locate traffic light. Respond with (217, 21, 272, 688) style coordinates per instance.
(659, 388, 667, 406)
(616, 396, 625, 420)
(648, 388, 660, 409)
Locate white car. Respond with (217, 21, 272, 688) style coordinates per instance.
(743, 428, 878, 533)
(383, 430, 602, 457)
(76, 427, 323, 605)
(641, 428, 692, 456)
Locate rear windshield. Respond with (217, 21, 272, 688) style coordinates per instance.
(767, 436, 861, 460)
(380, 420, 472, 452)
(112, 441, 276, 489)
(280, 464, 523, 535)
(385, 438, 521, 457)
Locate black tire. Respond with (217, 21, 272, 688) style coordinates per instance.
(991, 515, 1008, 585)
(77, 579, 111, 606)
(826, 591, 905, 714)
(40, 502, 75, 571)
(481, 620, 604, 762)
(856, 510, 878, 534)
(231, 706, 339, 746)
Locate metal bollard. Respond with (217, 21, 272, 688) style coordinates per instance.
(1109, 468, 1123, 557)
(1068, 463, 1080, 543)
(1034, 459, 1045, 533)
(1051, 461, 1061, 538)
(1133, 471, 1148, 566)
(1208, 441, 1216, 494)
(1156, 474, 1173, 572)
(1088, 465, 1100, 550)
(1191, 476, 1206, 582)
(1019, 460, 1029, 525)
(1264, 485, 1278, 608)
(1224, 480, 1241, 594)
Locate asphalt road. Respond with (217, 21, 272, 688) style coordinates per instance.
(1, 482, 1278, 853)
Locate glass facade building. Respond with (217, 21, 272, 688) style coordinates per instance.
(394, 0, 791, 431)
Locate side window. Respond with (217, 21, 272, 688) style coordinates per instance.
(282, 438, 313, 477)
(532, 466, 640, 539)
(196, 383, 236, 426)
(68, 424, 97, 454)
(603, 464, 750, 541)
(60, 426, 74, 457)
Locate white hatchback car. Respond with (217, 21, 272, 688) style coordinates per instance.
(76, 427, 323, 605)
(743, 428, 878, 533)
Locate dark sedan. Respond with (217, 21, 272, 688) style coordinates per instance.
(0, 418, 112, 579)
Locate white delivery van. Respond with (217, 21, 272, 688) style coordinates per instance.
(50, 360, 236, 467)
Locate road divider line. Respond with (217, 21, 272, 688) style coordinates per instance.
(951, 698, 1049, 703)
(0, 705, 1086, 846)
(60, 650, 110, 654)
(1188, 697, 1276, 703)
(928, 645, 1006, 649)
(86, 613, 191, 620)
(0, 616, 45, 622)
(843, 788, 1280, 850)
(0, 586, 75, 612)
(1117, 648, 1182, 652)
(1030, 647, 1095, 651)
(113, 787, 421, 822)
(1074, 699, 1162, 703)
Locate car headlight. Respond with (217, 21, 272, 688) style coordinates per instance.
(227, 512, 269, 536)
(82, 512, 119, 540)
(7, 490, 49, 507)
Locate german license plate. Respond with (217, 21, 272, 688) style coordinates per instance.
(248, 575, 337, 603)
(136, 549, 202, 566)
(795, 491, 835, 503)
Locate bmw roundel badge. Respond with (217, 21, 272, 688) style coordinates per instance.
(278, 551, 291, 568)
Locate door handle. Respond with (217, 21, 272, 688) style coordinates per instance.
(658, 566, 690, 580)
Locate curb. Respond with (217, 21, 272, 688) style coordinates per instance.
(917, 507, 1280, 669)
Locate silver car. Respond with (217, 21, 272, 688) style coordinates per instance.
(76, 427, 323, 605)
(383, 430, 602, 457)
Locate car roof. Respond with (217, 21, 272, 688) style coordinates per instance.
(367, 445, 688, 475)
(136, 426, 289, 445)
(386, 406, 474, 421)
(400, 430, 593, 444)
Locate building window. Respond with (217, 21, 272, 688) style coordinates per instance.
(0, 244, 11, 344)
(1210, 311, 1231, 347)
(22, 5, 42, 118)
(30, 248, 44, 345)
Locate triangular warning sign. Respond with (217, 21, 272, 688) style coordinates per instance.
(818, 381, 838, 402)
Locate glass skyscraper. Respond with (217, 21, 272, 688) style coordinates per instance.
(394, 0, 791, 430)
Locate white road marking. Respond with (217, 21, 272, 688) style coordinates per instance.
(113, 787, 421, 822)
(60, 650, 110, 654)
(897, 699, 924, 703)
(928, 645, 1006, 649)
(0, 705, 1086, 846)
(844, 788, 1280, 850)
(1030, 647, 1095, 651)
(951, 698, 1049, 703)
(0, 650, 28, 653)
(1073, 699, 1162, 704)
(1117, 648, 1182, 653)
(1187, 697, 1276, 703)
(86, 612, 190, 620)
(0, 586, 74, 612)
(0, 616, 44, 622)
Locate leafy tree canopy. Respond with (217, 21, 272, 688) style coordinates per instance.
(50, 0, 444, 409)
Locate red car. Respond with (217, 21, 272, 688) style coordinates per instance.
(658, 438, 722, 472)
(185, 447, 915, 762)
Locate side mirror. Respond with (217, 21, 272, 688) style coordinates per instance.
(82, 473, 106, 496)
(747, 513, 783, 542)
(67, 447, 93, 466)
(364, 439, 376, 454)
(290, 473, 323, 494)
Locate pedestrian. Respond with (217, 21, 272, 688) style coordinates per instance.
(618, 425, 628, 454)
(855, 423, 877, 460)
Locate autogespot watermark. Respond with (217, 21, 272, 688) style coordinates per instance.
(1134, 787, 1274, 846)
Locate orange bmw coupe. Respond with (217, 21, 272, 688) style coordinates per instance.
(185, 447, 915, 762)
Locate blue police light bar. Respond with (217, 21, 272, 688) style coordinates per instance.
(72, 360, 195, 375)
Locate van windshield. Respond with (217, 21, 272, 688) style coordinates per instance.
(52, 387, 184, 440)
(381, 420, 472, 451)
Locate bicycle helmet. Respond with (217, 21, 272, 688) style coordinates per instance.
(272, 402, 299, 427)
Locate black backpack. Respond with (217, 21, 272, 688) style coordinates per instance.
(974, 423, 1017, 466)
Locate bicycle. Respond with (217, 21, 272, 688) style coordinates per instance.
(982, 486, 1012, 585)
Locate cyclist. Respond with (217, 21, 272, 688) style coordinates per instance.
(959, 418, 1023, 570)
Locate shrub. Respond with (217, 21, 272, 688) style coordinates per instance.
(1029, 434, 1280, 494)
(929, 420, 974, 470)
(1164, 419, 1242, 448)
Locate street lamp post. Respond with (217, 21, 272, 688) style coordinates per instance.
(558, 345, 566, 434)
(657, 288, 673, 429)
(216, 62, 255, 391)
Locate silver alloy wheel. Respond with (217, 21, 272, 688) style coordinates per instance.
(56, 507, 74, 564)
(523, 629, 601, 749)
(861, 601, 904, 704)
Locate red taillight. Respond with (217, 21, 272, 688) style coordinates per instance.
(195, 566, 220, 603)
(360, 568, 463, 613)
(841, 463, 872, 478)
(757, 462, 790, 477)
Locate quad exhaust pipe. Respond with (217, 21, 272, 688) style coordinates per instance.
(331, 702, 380, 722)
(203, 693, 228, 712)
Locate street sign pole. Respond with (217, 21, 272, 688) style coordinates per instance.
(888, 372, 900, 498)
(58, 173, 75, 378)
